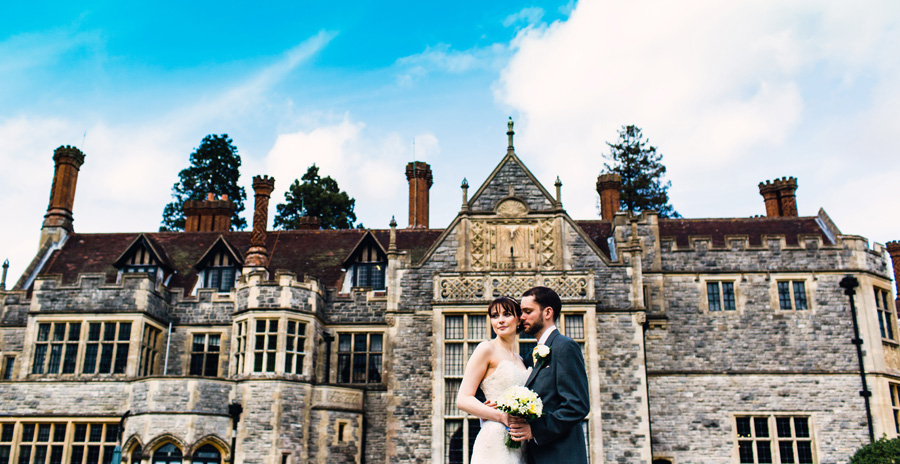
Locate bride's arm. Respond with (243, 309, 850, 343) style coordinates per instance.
(456, 342, 510, 426)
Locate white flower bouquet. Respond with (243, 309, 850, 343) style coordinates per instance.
(496, 385, 543, 449)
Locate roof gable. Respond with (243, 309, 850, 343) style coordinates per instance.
(193, 235, 243, 270)
(113, 234, 173, 271)
(467, 152, 557, 213)
(342, 231, 388, 267)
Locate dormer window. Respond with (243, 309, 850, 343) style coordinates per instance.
(194, 236, 243, 294)
(354, 262, 385, 289)
(114, 234, 171, 285)
(343, 233, 388, 291)
(202, 253, 238, 292)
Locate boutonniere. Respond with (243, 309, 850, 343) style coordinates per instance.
(532, 345, 550, 364)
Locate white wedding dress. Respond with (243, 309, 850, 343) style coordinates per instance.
(470, 359, 532, 464)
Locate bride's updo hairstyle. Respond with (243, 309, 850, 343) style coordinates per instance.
(488, 296, 524, 334)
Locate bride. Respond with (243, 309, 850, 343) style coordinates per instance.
(456, 296, 531, 464)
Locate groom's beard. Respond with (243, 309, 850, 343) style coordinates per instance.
(524, 317, 544, 336)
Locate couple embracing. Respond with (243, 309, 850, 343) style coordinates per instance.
(456, 286, 591, 464)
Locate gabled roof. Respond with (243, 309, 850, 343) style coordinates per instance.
(193, 235, 244, 270)
(467, 152, 557, 213)
(39, 228, 444, 293)
(341, 231, 387, 267)
(112, 233, 174, 270)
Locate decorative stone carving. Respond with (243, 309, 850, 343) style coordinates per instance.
(438, 275, 485, 300)
(435, 272, 592, 302)
(538, 219, 556, 270)
(312, 385, 364, 411)
(470, 221, 488, 271)
(633, 312, 647, 326)
(496, 198, 528, 217)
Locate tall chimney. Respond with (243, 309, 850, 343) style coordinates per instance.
(758, 177, 798, 217)
(406, 161, 433, 229)
(184, 193, 236, 232)
(596, 173, 622, 221)
(41, 145, 85, 246)
(244, 175, 275, 269)
(887, 241, 900, 295)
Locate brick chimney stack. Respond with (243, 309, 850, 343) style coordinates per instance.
(184, 193, 236, 232)
(296, 216, 321, 230)
(887, 241, 900, 295)
(244, 175, 275, 269)
(758, 177, 798, 217)
(406, 161, 433, 229)
(596, 173, 622, 221)
(41, 145, 85, 246)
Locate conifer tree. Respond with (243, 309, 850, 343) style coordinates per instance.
(274, 165, 357, 230)
(161, 134, 248, 231)
(604, 125, 680, 218)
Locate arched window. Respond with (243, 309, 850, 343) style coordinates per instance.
(152, 443, 182, 464)
(192, 444, 221, 464)
(130, 445, 143, 464)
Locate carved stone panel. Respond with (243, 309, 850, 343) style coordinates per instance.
(465, 217, 561, 272)
(435, 272, 593, 302)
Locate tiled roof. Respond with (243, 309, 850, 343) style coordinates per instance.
(657, 217, 831, 248)
(573, 217, 830, 256)
(40, 228, 444, 293)
(573, 220, 613, 258)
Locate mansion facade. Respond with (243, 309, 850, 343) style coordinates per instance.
(1, 123, 899, 464)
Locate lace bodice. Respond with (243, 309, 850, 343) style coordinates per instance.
(480, 360, 531, 402)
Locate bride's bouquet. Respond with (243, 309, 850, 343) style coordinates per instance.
(497, 385, 543, 449)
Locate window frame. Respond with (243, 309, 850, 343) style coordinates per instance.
(698, 275, 743, 313)
(775, 280, 810, 311)
(768, 276, 816, 313)
(139, 322, 164, 377)
(0, 419, 119, 464)
(352, 262, 386, 290)
(189, 332, 223, 377)
(1, 355, 15, 381)
(334, 329, 384, 385)
(232, 314, 315, 377)
(875, 287, 896, 341)
(284, 320, 308, 376)
(733, 414, 817, 464)
(25, 316, 145, 379)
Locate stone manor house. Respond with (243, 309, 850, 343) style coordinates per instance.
(1, 122, 899, 464)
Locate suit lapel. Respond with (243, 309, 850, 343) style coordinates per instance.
(524, 330, 559, 388)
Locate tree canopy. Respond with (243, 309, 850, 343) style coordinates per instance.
(161, 134, 248, 231)
(604, 125, 680, 218)
(274, 165, 358, 230)
(850, 436, 900, 463)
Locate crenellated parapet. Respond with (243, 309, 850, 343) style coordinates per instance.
(30, 273, 170, 322)
(233, 270, 324, 314)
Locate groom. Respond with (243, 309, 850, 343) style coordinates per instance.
(509, 286, 590, 463)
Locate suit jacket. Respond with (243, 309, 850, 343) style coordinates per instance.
(524, 329, 590, 464)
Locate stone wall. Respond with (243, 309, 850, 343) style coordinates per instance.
(649, 374, 869, 464)
(31, 275, 169, 322)
(326, 290, 387, 324)
(596, 312, 651, 463)
(469, 157, 554, 213)
(647, 273, 858, 373)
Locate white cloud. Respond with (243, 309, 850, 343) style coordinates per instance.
(503, 7, 545, 28)
(264, 116, 441, 228)
(394, 43, 509, 85)
(496, 0, 900, 243)
(0, 33, 335, 284)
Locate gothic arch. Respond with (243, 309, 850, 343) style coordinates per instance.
(122, 434, 144, 462)
(143, 433, 187, 457)
(188, 434, 230, 461)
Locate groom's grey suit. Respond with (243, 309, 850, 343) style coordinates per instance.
(523, 329, 590, 464)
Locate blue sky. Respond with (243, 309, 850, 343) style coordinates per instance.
(1, 1, 898, 284)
